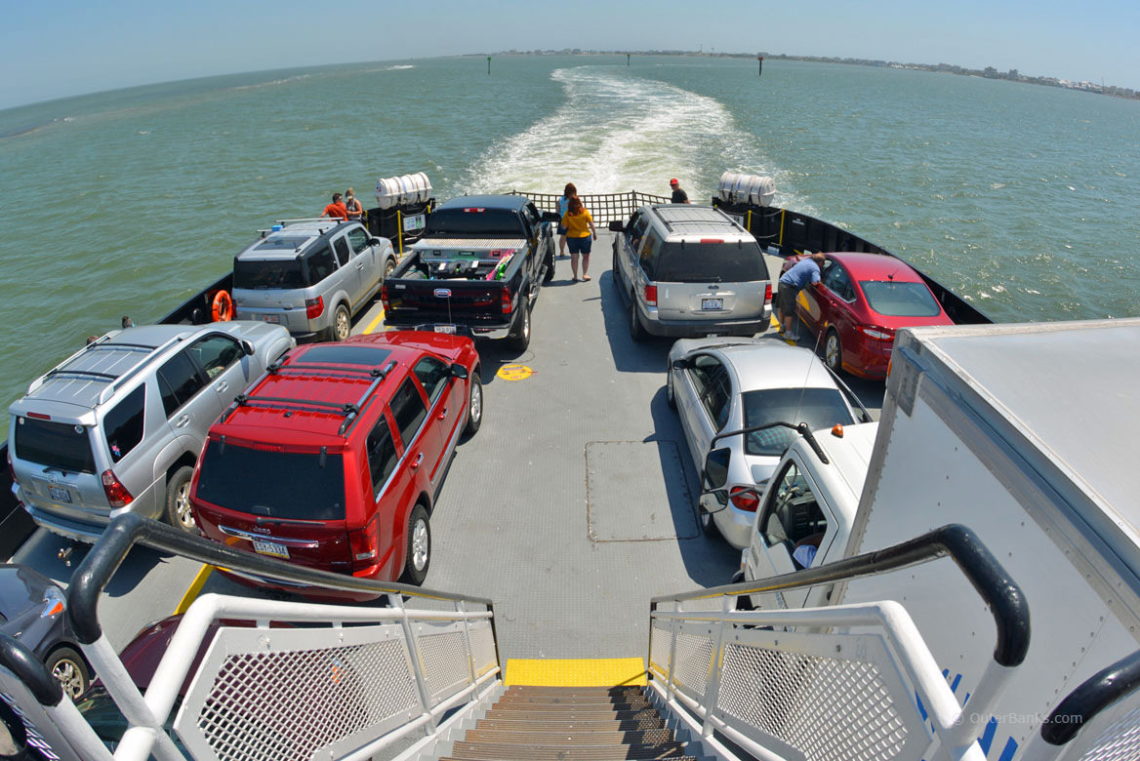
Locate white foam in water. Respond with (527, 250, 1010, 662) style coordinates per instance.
(465, 67, 797, 205)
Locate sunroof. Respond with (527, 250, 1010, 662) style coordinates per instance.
(300, 345, 393, 366)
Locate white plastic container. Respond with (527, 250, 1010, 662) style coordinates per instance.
(718, 171, 776, 206)
(375, 173, 433, 209)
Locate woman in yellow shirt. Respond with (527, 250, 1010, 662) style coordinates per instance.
(561, 196, 597, 281)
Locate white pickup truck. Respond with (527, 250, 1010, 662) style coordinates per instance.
(713, 318, 1140, 760)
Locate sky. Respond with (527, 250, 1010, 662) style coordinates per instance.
(2, 0, 1138, 110)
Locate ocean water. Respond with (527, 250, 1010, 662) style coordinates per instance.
(1, 55, 1138, 407)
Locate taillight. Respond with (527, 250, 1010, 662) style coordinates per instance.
(645, 284, 658, 306)
(763, 283, 772, 305)
(349, 515, 380, 572)
(379, 284, 390, 313)
(101, 469, 134, 508)
(856, 325, 895, 341)
(729, 486, 761, 512)
(305, 296, 325, 319)
(500, 287, 513, 315)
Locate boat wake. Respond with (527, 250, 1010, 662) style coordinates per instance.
(466, 66, 795, 205)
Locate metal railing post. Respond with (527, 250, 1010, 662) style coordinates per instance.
(397, 209, 405, 256)
(665, 600, 681, 704)
(457, 599, 478, 692)
(699, 596, 733, 738)
(393, 594, 438, 736)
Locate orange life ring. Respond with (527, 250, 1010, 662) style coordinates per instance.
(211, 290, 235, 322)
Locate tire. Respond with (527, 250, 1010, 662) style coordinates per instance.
(699, 506, 720, 538)
(824, 328, 843, 373)
(463, 371, 483, 437)
(331, 303, 351, 342)
(542, 248, 555, 284)
(612, 243, 623, 290)
(507, 304, 531, 352)
(629, 294, 648, 342)
(665, 364, 677, 410)
(164, 465, 197, 534)
(401, 504, 431, 586)
(383, 257, 396, 280)
(45, 647, 90, 701)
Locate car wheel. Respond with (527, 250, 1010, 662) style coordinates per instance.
(629, 294, 648, 342)
(463, 371, 483, 437)
(45, 647, 90, 700)
(331, 303, 351, 342)
(612, 243, 624, 291)
(507, 304, 531, 352)
(665, 364, 677, 410)
(401, 504, 431, 586)
(164, 465, 197, 534)
(699, 506, 720, 538)
(542, 248, 555, 284)
(824, 328, 843, 373)
(383, 258, 396, 281)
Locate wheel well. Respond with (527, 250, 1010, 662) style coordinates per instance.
(46, 643, 91, 673)
(167, 454, 196, 482)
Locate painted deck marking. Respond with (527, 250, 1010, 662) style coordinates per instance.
(497, 364, 534, 381)
(505, 658, 646, 687)
(362, 310, 386, 335)
(174, 564, 215, 615)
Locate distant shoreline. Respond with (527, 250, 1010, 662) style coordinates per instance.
(478, 49, 1139, 101)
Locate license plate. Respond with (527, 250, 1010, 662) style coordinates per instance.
(434, 325, 456, 334)
(252, 539, 289, 559)
(49, 486, 72, 503)
(261, 314, 280, 324)
(701, 298, 723, 311)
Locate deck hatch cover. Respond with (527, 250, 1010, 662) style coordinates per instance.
(586, 440, 697, 542)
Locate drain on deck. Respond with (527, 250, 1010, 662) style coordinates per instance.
(585, 441, 697, 542)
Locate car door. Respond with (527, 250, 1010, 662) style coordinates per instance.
(620, 212, 648, 286)
(801, 259, 855, 338)
(411, 355, 461, 489)
(155, 349, 222, 447)
(185, 333, 249, 409)
(332, 235, 366, 309)
(388, 376, 442, 495)
(347, 226, 382, 299)
(677, 354, 731, 473)
(366, 410, 417, 579)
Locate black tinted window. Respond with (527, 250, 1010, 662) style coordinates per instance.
(691, 355, 731, 429)
(333, 237, 351, 266)
(233, 259, 305, 290)
(196, 441, 345, 520)
(425, 208, 525, 236)
(305, 245, 337, 285)
(655, 241, 766, 283)
(103, 386, 145, 462)
(14, 417, 94, 473)
(413, 357, 450, 403)
(189, 335, 242, 380)
(390, 378, 427, 446)
(347, 228, 370, 254)
(366, 418, 399, 493)
(156, 352, 204, 417)
(742, 388, 855, 456)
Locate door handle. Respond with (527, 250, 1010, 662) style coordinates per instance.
(176, 414, 190, 428)
(215, 381, 228, 393)
(438, 407, 448, 420)
(410, 453, 424, 469)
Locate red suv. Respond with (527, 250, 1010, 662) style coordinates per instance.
(188, 331, 482, 590)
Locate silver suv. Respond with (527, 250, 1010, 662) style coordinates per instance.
(7, 322, 294, 541)
(610, 205, 772, 340)
(232, 220, 396, 342)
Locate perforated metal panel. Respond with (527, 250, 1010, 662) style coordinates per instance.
(671, 630, 713, 697)
(176, 623, 420, 761)
(649, 622, 672, 680)
(1071, 706, 1140, 761)
(470, 621, 498, 678)
(415, 622, 470, 704)
(716, 633, 915, 761)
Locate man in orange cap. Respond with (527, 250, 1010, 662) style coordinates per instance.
(669, 178, 690, 204)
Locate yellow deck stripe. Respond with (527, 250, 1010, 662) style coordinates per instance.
(173, 564, 214, 616)
(362, 309, 386, 335)
(505, 658, 646, 687)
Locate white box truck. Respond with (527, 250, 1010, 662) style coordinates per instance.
(727, 318, 1140, 760)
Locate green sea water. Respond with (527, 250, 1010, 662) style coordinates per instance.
(2, 55, 1138, 407)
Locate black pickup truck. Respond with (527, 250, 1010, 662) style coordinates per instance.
(380, 195, 558, 350)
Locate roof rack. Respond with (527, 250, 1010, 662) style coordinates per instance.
(221, 359, 398, 438)
(26, 338, 165, 400)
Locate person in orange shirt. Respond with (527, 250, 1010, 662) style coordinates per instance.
(561, 196, 597, 282)
(321, 192, 349, 220)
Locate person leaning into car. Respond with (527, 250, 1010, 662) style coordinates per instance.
(777, 251, 827, 338)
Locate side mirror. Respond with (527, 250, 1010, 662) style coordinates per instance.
(241, 340, 255, 356)
(608, 221, 625, 232)
(671, 358, 690, 371)
(368, 237, 382, 246)
(450, 363, 469, 379)
(541, 211, 561, 223)
(702, 448, 731, 491)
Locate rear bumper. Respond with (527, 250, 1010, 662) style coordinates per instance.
(386, 317, 513, 341)
(23, 502, 111, 543)
(645, 314, 770, 338)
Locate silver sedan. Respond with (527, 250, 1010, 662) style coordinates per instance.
(667, 336, 870, 549)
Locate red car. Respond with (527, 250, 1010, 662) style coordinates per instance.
(795, 252, 954, 379)
(189, 331, 482, 592)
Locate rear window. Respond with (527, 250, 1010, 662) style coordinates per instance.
(195, 441, 345, 520)
(233, 259, 305, 290)
(742, 388, 855, 456)
(255, 236, 309, 251)
(425, 208, 526, 237)
(654, 241, 766, 283)
(103, 386, 145, 462)
(860, 281, 942, 317)
(14, 417, 95, 473)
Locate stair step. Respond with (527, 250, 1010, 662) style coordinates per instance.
(475, 718, 667, 732)
(503, 687, 647, 699)
(446, 741, 688, 760)
(484, 708, 662, 721)
(490, 700, 652, 711)
(496, 694, 651, 706)
(461, 728, 676, 746)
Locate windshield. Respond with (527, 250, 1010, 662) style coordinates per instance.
(742, 388, 855, 456)
(233, 259, 305, 290)
(655, 241, 766, 283)
(196, 441, 345, 520)
(425, 208, 526, 236)
(14, 417, 95, 473)
(860, 281, 942, 317)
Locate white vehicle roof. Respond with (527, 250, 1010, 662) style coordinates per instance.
(810, 422, 879, 512)
(703, 339, 841, 391)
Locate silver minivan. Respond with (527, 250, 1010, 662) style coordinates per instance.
(232, 220, 396, 342)
(610, 205, 772, 340)
(7, 322, 294, 541)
